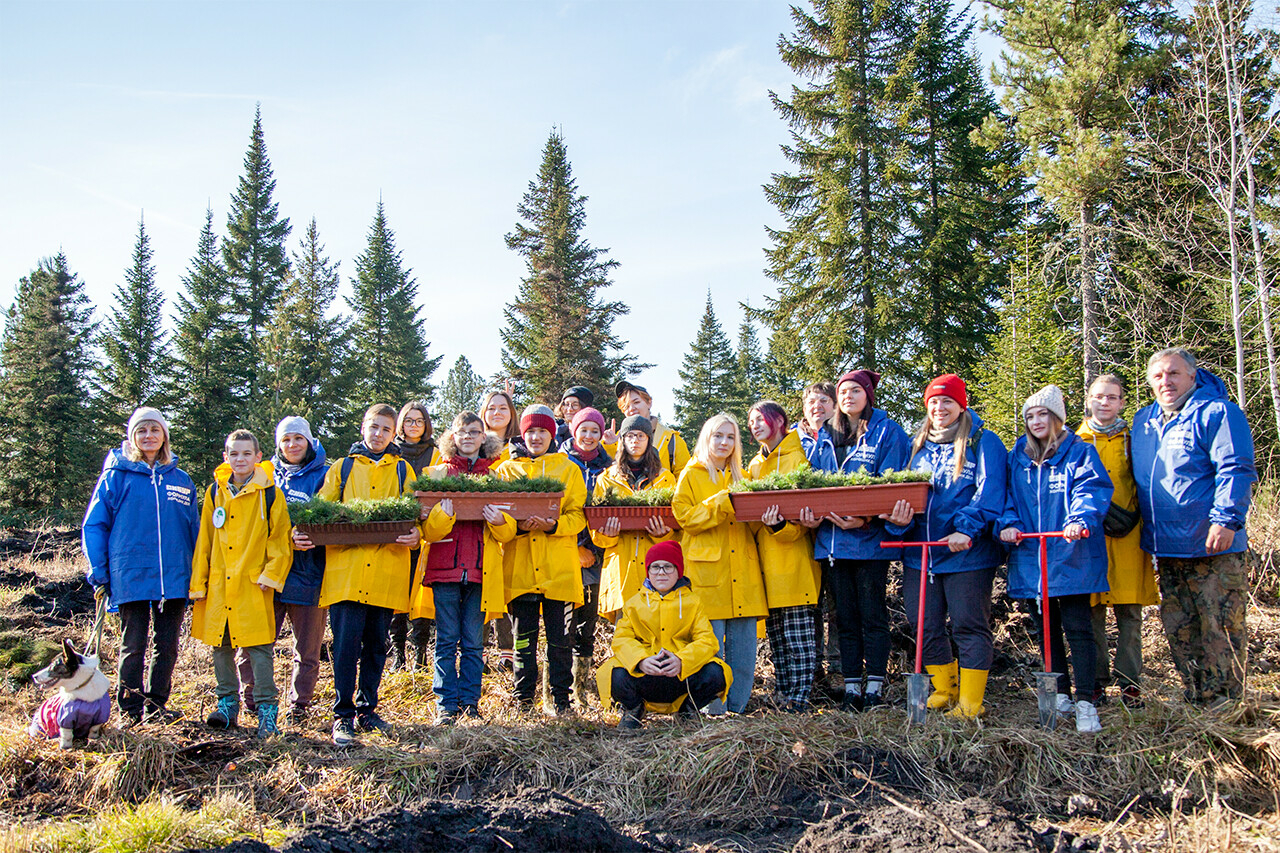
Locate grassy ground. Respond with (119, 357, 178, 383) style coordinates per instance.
(0, 526, 1276, 851)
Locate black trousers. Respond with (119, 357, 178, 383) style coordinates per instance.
(1036, 593, 1097, 698)
(117, 599, 187, 717)
(509, 592, 573, 705)
(826, 559, 890, 681)
(571, 583, 600, 659)
(610, 663, 726, 710)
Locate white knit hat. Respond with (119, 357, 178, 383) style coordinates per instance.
(275, 415, 315, 447)
(126, 407, 170, 440)
(1022, 385, 1067, 424)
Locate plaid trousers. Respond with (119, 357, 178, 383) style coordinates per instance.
(767, 604, 818, 704)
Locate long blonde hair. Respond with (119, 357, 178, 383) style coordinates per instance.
(1024, 413, 1066, 464)
(910, 409, 973, 481)
(693, 412, 744, 484)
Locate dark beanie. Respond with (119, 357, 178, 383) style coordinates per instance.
(618, 414, 654, 439)
(562, 385, 594, 407)
(838, 369, 880, 411)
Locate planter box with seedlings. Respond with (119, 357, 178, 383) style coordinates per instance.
(290, 496, 422, 546)
(584, 487, 679, 532)
(413, 474, 565, 522)
(728, 469, 932, 522)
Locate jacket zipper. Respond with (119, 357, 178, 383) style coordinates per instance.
(152, 467, 166, 608)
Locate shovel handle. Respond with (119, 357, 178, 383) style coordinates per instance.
(881, 540, 950, 673)
(1010, 530, 1088, 672)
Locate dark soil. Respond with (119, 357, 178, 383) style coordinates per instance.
(0, 528, 79, 561)
(188, 788, 656, 853)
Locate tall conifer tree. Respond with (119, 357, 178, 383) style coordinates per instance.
(501, 130, 647, 406)
(223, 105, 291, 401)
(99, 216, 170, 426)
(170, 209, 251, 482)
(347, 202, 439, 410)
(437, 355, 486, 427)
(734, 315, 766, 414)
(0, 254, 100, 511)
(674, 293, 741, 443)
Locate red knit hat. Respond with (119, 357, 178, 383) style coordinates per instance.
(924, 374, 967, 409)
(645, 540, 684, 580)
(519, 404, 557, 436)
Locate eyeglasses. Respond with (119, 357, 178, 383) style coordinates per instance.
(403, 418, 426, 426)
(1090, 395, 1124, 403)
(648, 563, 678, 574)
(455, 429, 483, 439)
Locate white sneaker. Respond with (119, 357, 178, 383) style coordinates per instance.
(1055, 693, 1075, 715)
(1075, 700, 1101, 732)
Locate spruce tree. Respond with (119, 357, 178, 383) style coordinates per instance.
(501, 130, 648, 409)
(223, 105, 291, 402)
(261, 217, 355, 447)
(170, 209, 252, 483)
(674, 293, 741, 444)
(98, 216, 170, 427)
(346, 201, 440, 411)
(0, 254, 101, 512)
(437, 355, 486, 427)
(734, 315, 767, 413)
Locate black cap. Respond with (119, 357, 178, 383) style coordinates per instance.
(614, 380, 649, 399)
(561, 386, 594, 407)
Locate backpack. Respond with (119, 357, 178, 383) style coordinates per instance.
(208, 479, 278, 533)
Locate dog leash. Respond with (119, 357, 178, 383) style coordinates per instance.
(88, 589, 107, 660)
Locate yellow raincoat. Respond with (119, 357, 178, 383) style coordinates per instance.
(190, 465, 293, 648)
(604, 420, 690, 477)
(1076, 422, 1159, 606)
(746, 430, 822, 609)
(671, 460, 766, 621)
(494, 451, 587, 605)
(595, 579, 730, 712)
(315, 453, 421, 612)
(589, 467, 678, 619)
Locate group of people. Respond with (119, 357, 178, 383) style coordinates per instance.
(79, 346, 1256, 744)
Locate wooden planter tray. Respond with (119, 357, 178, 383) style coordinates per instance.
(729, 481, 930, 522)
(414, 490, 563, 522)
(295, 520, 419, 546)
(583, 505, 680, 532)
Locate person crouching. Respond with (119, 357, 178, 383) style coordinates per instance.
(597, 541, 730, 730)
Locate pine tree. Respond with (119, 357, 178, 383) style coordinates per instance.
(223, 105, 291, 402)
(674, 293, 742, 444)
(501, 130, 648, 411)
(0, 254, 101, 512)
(734, 315, 767, 413)
(437, 355, 486, 427)
(346, 201, 440, 411)
(98, 215, 170, 427)
(170, 209, 252, 483)
(261, 218, 355, 447)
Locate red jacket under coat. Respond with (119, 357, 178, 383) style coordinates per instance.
(422, 453, 494, 585)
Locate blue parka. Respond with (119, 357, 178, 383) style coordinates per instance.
(796, 424, 836, 471)
(997, 431, 1113, 599)
(1131, 368, 1256, 558)
(561, 438, 613, 586)
(273, 439, 330, 606)
(888, 411, 1008, 574)
(82, 447, 200, 611)
(811, 409, 912, 561)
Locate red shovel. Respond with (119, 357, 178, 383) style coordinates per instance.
(1014, 529, 1088, 729)
(881, 539, 952, 724)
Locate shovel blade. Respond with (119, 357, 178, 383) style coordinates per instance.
(905, 673, 931, 725)
(1036, 672, 1062, 730)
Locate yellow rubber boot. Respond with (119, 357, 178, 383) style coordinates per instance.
(925, 661, 959, 710)
(947, 668, 989, 719)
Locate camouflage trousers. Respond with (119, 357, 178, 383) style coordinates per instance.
(1157, 552, 1248, 702)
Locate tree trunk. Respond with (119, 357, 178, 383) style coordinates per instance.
(1079, 202, 1099, 387)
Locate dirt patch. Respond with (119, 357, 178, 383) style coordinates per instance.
(189, 788, 657, 853)
(11, 576, 95, 627)
(0, 529, 79, 562)
(794, 796, 1050, 853)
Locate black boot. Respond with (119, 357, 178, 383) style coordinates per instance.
(389, 613, 408, 671)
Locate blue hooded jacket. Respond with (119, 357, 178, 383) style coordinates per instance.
(561, 438, 613, 586)
(796, 424, 837, 471)
(82, 447, 200, 611)
(888, 411, 1008, 574)
(997, 431, 1113, 599)
(1131, 368, 1256, 558)
(273, 439, 330, 606)
(811, 409, 912, 561)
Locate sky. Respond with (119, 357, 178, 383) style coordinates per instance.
(1, 0, 999, 421)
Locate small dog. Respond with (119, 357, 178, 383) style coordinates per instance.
(28, 639, 112, 749)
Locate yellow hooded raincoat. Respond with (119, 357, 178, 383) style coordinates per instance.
(589, 467, 678, 619)
(494, 451, 587, 606)
(746, 430, 822, 609)
(605, 420, 690, 477)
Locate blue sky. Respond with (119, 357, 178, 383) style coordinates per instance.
(2, 0, 996, 420)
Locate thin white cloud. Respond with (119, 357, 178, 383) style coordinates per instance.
(675, 44, 773, 110)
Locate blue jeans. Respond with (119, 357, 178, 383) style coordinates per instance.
(329, 601, 393, 720)
(709, 617, 758, 713)
(431, 581, 484, 712)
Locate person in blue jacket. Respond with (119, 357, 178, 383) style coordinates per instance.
(798, 369, 910, 711)
(1133, 348, 1256, 706)
(998, 385, 1113, 733)
(236, 416, 330, 726)
(82, 407, 199, 727)
(886, 374, 1008, 718)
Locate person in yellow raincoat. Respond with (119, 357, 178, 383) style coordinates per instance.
(1078, 374, 1158, 707)
(190, 430, 293, 738)
(672, 412, 765, 715)
(479, 389, 518, 669)
(601, 381, 691, 477)
(597, 541, 730, 729)
(591, 414, 677, 621)
(416, 412, 517, 724)
(494, 404, 587, 715)
(292, 404, 422, 747)
(745, 401, 822, 712)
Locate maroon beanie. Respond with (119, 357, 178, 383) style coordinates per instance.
(645, 540, 685, 580)
(570, 406, 606, 436)
(924, 374, 967, 410)
(838, 369, 880, 410)
(520, 404, 557, 435)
